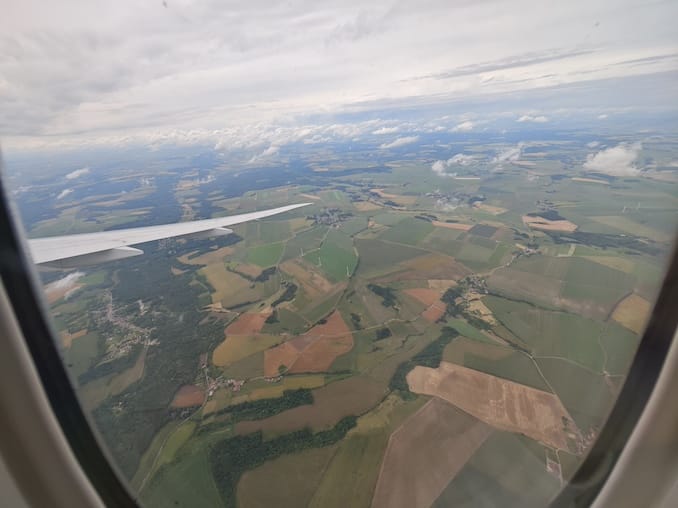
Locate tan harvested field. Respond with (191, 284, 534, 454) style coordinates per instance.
(236, 375, 385, 435)
(280, 259, 335, 298)
(231, 263, 263, 278)
(264, 311, 353, 376)
(468, 294, 497, 325)
(212, 334, 280, 367)
(61, 328, 87, 348)
(404, 288, 442, 307)
(612, 294, 652, 334)
(397, 254, 470, 281)
(225, 311, 271, 335)
(581, 255, 635, 273)
(522, 215, 578, 232)
(371, 188, 418, 205)
(572, 177, 609, 185)
(170, 267, 185, 275)
(372, 399, 491, 508)
(354, 201, 383, 212)
(170, 385, 205, 408)
(473, 203, 508, 215)
(247, 375, 326, 401)
(407, 362, 579, 451)
(431, 220, 473, 231)
(299, 193, 321, 201)
(428, 279, 457, 290)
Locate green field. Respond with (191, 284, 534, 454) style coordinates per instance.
(463, 351, 551, 392)
(246, 242, 285, 267)
(65, 332, 99, 377)
(281, 226, 328, 261)
(434, 432, 560, 507)
(536, 357, 615, 431)
(379, 217, 434, 246)
(484, 296, 605, 372)
(354, 239, 425, 276)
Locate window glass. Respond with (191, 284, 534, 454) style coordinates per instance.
(2, 1, 677, 507)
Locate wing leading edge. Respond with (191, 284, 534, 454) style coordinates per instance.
(28, 203, 311, 268)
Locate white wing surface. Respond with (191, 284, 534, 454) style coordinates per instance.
(28, 203, 311, 268)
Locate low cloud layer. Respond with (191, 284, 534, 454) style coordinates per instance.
(431, 153, 480, 176)
(517, 115, 548, 123)
(492, 144, 524, 164)
(65, 167, 90, 180)
(380, 136, 419, 149)
(583, 142, 643, 176)
(57, 188, 73, 200)
(452, 121, 474, 132)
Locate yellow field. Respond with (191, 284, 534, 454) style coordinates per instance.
(354, 201, 383, 212)
(474, 203, 508, 215)
(177, 246, 234, 266)
(212, 334, 280, 367)
(60, 328, 87, 348)
(407, 362, 580, 451)
(612, 294, 652, 334)
(246, 375, 326, 401)
(582, 255, 635, 273)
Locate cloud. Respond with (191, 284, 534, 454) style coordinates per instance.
(65, 167, 90, 180)
(517, 115, 549, 123)
(431, 153, 479, 176)
(493, 144, 524, 164)
(583, 142, 642, 176)
(372, 126, 399, 135)
(56, 188, 73, 200)
(598, 114, 609, 119)
(380, 136, 419, 149)
(448, 154, 478, 166)
(452, 121, 474, 132)
(587, 141, 600, 148)
(431, 160, 448, 175)
(248, 144, 280, 163)
(1, 0, 676, 150)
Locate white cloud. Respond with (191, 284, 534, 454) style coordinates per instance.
(517, 115, 549, 123)
(587, 141, 600, 148)
(248, 144, 280, 163)
(372, 126, 399, 135)
(431, 152, 479, 176)
(448, 154, 477, 166)
(431, 160, 447, 175)
(452, 121, 474, 132)
(493, 144, 524, 164)
(57, 188, 73, 200)
(598, 114, 609, 119)
(583, 142, 643, 176)
(65, 167, 90, 180)
(380, 136, 419, 149)
(0, 0, 676, 149)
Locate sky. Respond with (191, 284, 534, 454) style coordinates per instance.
(1, 0, 677, 152)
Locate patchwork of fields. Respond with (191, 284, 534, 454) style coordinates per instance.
(43, 151, 675, 508)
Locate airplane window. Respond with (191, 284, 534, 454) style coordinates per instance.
(2, 1, 677, 507)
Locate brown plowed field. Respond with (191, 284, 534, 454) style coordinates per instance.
(236, 375, 385, 435)
(170, 385, 205, 408)
(226, 311, 271, 335)
(405, 288, 446, 323)
(264, 311, 353, 376)
(372, 398, 492, 508)
(407, 362, 579, 450)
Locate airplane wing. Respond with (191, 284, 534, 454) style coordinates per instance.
(27, 203, 311, 268)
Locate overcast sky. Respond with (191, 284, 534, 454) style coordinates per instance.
(1, 0, 677, 151)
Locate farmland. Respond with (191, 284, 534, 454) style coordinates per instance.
(33, 131, 676, 508)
